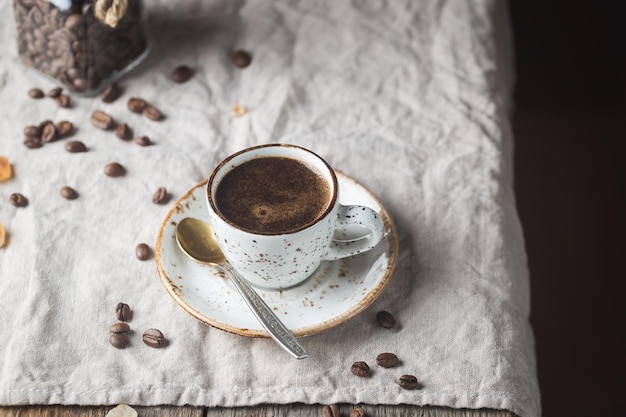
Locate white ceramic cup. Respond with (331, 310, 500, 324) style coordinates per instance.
(206, 144, 384, 290)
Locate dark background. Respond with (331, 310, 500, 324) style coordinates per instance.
(509, 1, 625, 416)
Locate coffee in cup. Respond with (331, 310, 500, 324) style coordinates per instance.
(207, 144, 384, 290)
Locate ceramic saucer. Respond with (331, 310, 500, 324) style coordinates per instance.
(155, 171, 398, 337)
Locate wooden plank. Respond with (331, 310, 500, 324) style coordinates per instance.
(0, 406, 203, 417)
(204, 404, 516, 417)
(0, 405, 515, 417)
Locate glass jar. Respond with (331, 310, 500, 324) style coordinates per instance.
(13, 0, 149, 96)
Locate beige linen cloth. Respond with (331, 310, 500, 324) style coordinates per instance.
(0, 1, 540, 416)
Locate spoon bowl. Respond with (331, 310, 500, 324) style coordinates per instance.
(175, 217, 308, 360)
(176, 217, 226, 264)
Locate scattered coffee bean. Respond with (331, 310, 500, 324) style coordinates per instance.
(351, 361, 370, 377)
(142, 328, 165, 348)
(116, 302, 132, 322)
(9, 193, 28, 207)
(41, 122, 57, 143)
(110, 322, 131, 334)
(350, 408, 366, 417)
(38, 119, 53, 130)
(109, 333, 129, 349)
(127, 97, 147, 113)
(322, 404, 340, 417)
(47, 87, 63, 98)
(56, 94, 71, 108)
(232, 50, 252, 68)
(23, 125, 41, 138)
(28, 88, 44, 99)
(60, 186, 79, 200)
(376, 310, 396, 329)
(143, 106, 164, 121)
(65, 141, 87, 153)
(115, 123, 132, 140)
(171, 65, 194, 83)
(23, 136, 43, 149)
(152, 187, 168, 204)
(104, 162, 126, 177)
(55, 120, 74, 138)
(101, 82, 123, 103)
(135, 243, 152, 261)
(398, 375, 420, 390)
(91, 110, 115, 130)
(134, 135, 151, 146)
(376, 352, 399, 368)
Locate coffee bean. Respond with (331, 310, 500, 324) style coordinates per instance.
(350, 361, 370, 377)
(109, 333, 129, 349)
(134, 135, 151, 146)
(232, 50, 252, 68)
(65, 140, 87, 153)
(115, 123, 132, 140)
(28, 88, 44, 99)
(56, 94, 70, 108)
(127, 97, 147, 113)
(142, 328, 165, 348)
(398, 375, 420, 390)
(91, 110, 115, 130)
(41, 122, 57, 143)
(322, 404, 340, 417)
(24, 125, 41, 138)
(152, 187, 168, 204)
(24, 136, 43, 149)
(116, 302, 132, 322)
(110, 322, 131, 334)
(9, 193, 28, 207)
(104, 162, 126, 177)
(143, 106, 163, 121)
(376, 352, 399, 368)
(60, 186, 79, 200)
(47, 87, 63, 98)
(38, 119, 53, 130)
(376, 310, 396, 329)
(171, 65, 194, 83)
(55, 120, 74, 137)
(101, 82, 123, 103)
(135, 243, 152, 261)
(350, 408, 366, 417)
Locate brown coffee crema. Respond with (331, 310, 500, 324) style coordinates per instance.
(215, 157, 331, 234)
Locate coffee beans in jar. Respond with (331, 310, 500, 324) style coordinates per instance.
(13, 0, 149, 96)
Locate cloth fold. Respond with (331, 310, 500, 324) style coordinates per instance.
(0, 1, 540, 417)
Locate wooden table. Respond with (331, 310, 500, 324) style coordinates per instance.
(0, 404, 515, 417)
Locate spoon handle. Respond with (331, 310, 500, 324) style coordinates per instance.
(221, 263, 309, 360)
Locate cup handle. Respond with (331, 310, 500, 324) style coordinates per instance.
(324, 204, 385, 261)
